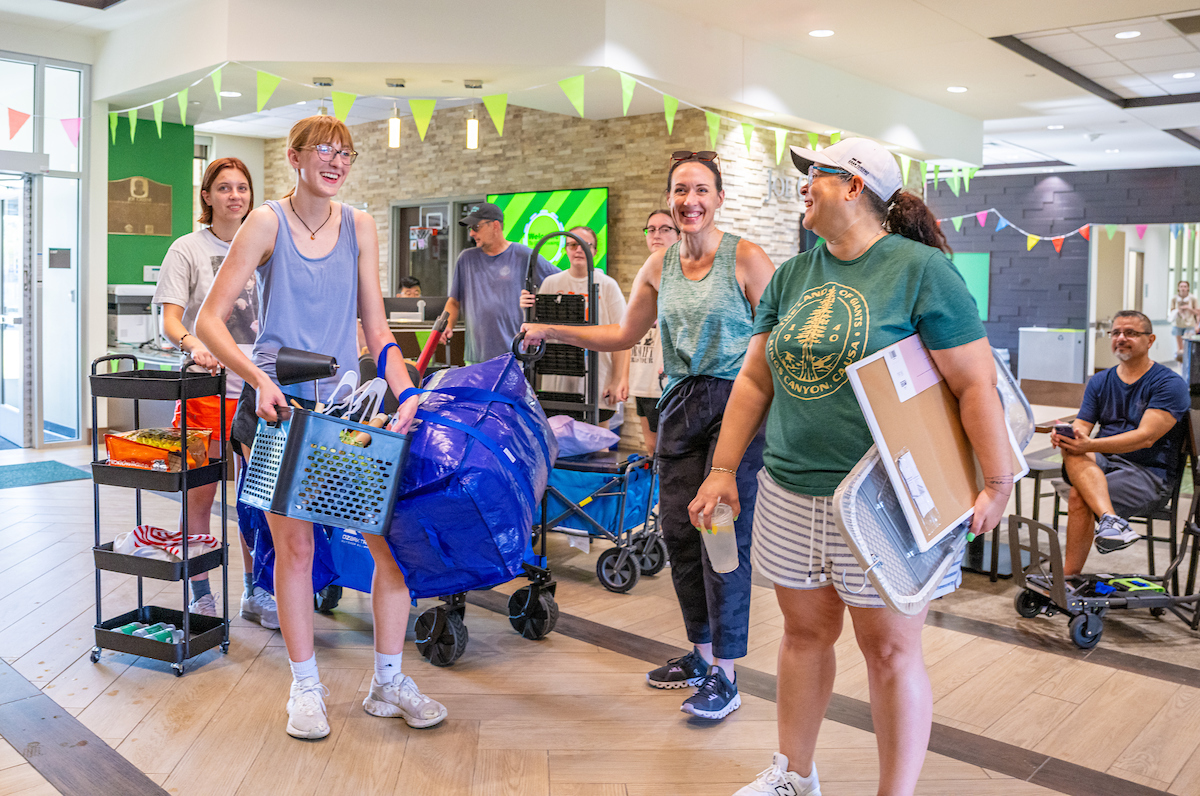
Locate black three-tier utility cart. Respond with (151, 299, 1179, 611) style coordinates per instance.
(87, 355, 229, 676)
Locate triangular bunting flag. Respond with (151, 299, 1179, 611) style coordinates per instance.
(482, 94, 507, 136)
(1136, 224, 1147, 239)
(705, 112, 720, 149)
(918, 161, 928, 184)
(60, 118, 81, 148)
(1027, 235, 1038, 251)
(212, 67, 222, 111)
(409, 100, 435, 141)
(558, 75, 585, 117)
(153, 101, 164, 138)
(619, 72, 636, 116)
(109, 111, 117, 144)
(807, 132, 819, 150)
(829, 131, 841, 144)
(128, 110, 137, 144)
(996, 216, 1009, 232)
(7, 108, 30, 140)
(975, 210, 988, 227)
(965, 166, 978, 192)
(741, 122, 754, 154)
(933, 164, 940, 188)
(951, 216, 963, 231)
(663, 95, 678, 135)
(177, 88, 188, 125)
(1052, 237, 1064, 254)
(1079, 225, 1091, 241)
(899, 154, 911, 184)
(257, 71, 282, 113)
(947, 169, 960, 196)
(774, 130, 788, 165)
(1105, 224, 1117, 240)
(332, 91, 356, 122)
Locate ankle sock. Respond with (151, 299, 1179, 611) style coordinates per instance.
(190, 578, 212, 602)
(290, 654, 319, 684)
(374, 651, 403, 684)
(243, 573, 254, 597)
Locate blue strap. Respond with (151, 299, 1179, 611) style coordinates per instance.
(377, 342, 400, 379)
(398, 385, 553, 468)
(413, 409, 537, 510)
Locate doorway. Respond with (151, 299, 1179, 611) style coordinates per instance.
(0, 173, 29, 448)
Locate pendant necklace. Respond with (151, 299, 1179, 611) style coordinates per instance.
(289, 196, 332, 240)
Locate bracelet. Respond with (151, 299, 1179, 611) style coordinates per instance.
(178, 333, 192, 350)
(710, 466, 737, 476)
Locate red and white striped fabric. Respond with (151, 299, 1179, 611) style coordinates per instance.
(132, 525, 218, 559)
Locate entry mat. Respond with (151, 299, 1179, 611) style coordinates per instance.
(0, 460, 91, 490)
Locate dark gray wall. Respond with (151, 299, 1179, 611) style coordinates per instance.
(925, 166, 1200, 368)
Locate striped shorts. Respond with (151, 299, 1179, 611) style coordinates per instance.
(751, 469, 961, 609)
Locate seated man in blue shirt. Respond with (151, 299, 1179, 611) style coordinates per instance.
(1052, 310, 1190, 577)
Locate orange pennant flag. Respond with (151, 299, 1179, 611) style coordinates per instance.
(1052, 236, 1064, 254)
(7, 108, 30, 140)
(1079, 225, 1091, 241)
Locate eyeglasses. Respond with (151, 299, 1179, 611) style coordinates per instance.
(807, 165, 851, 181)
(468, 220, 494, 232)
(305, 144, 358, 164)
(565, 241, 594, 251)
(1106, 329, 1150, 338)
(644, 225, 679, 236)
(672, 150, 718, 162)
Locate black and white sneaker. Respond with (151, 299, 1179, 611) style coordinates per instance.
(680, 665, 741, 720)
(646, 648, 709, 689)
(1095, 513, 1139, 554)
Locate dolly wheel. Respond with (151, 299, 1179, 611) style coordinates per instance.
(631, 533, 668, 577)
(596, 547, 641, 593)
(414, 607, 468, 667)
(508, 587, 559, 639)
(1069, 613, 1103, 650)
(89, 647, 100, 664)
(314, 584, 343, 614)
(172, 663, 185, 677)
(1014, 589, 1046, 619)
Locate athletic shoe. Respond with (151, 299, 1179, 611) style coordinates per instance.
(734, 753, 821, 796)
(1095, 514, 1139, 554)
(189, 593, 217, 618)
(646, 648, 709, 689)
(363, 673, 448, 728)
(286, 677, 330, 739)
(680, 665, 741, 720)
(241, 587, 280, 630)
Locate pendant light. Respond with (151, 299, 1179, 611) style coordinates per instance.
(386, 79, 405, 148)
(465, 79, 482, 150)
(313, 77, 332, 116)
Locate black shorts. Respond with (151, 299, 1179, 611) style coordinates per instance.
(230, 383, 318, 455)
(1061, 453, 1169, 517)
(634, 396, 660, 432)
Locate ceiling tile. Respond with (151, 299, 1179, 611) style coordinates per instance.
(1074, 18, 1175, 44)
(1074, 61, 1135, 79)
(1020, 31, 1094, 53)
(1105, 37, 1196, 61)
(1123, 54, 1200, 75)
(1054, 47, 1116, 68)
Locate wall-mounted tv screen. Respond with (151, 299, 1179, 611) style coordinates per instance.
(487, 188, 609, 272)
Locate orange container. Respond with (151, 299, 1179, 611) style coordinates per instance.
(104, 428, 211, 472)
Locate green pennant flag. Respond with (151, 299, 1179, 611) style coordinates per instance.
(807, 132, 819, 149)
(741, 122, 754, 155)
(409, 99, 435, 141)
(918, 161, 928, 184)
(153, 101, 164, 138)
(705, 111, 720, 149)
(964, 166, 978, 192)
(1105, 224, 1118, 240)
(482, 94, 507, 136)
(128, 110, 137, 144)
(829, 131, 842, 144)
(257, 71, 281, 112)
(663, 95, 678, 135)
(109, 111, 117, 144)
(952, 216, 963, 231)
(933, 164, 940, 188)
(331, 91, 356, 122)
(774, 129, 788, 165)
(899, 154, 911, 184)
(212, 67, 222, 111)
(177, 88, 188, 125)
(559, 75, 585, 117)
(619, 72, 636, 116)
(948, 169, 960, 196)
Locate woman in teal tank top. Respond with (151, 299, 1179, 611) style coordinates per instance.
(522, 153, 776, 721)
(198, 116, 446, 742)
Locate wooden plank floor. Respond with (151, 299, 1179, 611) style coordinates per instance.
(0, 443, 1198, 795)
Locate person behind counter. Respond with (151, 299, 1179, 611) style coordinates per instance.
(397, 275, 421, 297)
(152, 156, 276, 628)
(196, 115, 446, 741)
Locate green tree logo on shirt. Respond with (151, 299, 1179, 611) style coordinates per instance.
(769, 282, 868, 400)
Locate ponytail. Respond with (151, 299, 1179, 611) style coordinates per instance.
(861, 188, 951, 255)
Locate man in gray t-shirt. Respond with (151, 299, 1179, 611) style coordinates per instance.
(446, 202, 557, 364)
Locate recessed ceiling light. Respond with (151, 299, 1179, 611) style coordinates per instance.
(1105, 148, 1120, 153)
(808, 29, 834, 37)
(1174, 72, 1197, 79)
(946, 86, 968, 93)
(1047, 124, 1064, 130)
(219, 91, 241, 98)
(296, 100, 306, 105)
(1114, 30, 1141, 39)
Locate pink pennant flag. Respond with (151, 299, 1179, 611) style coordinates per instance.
(975, 210, 988, 227)
(60, 117, 82, 148)
(7, 108, 30, 140)
(1135, 224, 1147, 240)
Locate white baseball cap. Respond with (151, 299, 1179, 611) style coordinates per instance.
(790, 138, 903, 202)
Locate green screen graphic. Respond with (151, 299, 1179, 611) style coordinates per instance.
(950, 252, 990, 322)
(487, 188, 609, 271)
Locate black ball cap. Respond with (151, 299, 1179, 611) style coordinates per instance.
(460, 202, 503, 226)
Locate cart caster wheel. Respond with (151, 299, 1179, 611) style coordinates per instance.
(414, 607, 468, 667)
(172, 663, 185, 677)
(1014, 589, 1047, 619)
(314, 584, 343, 614)
(220, 642, 230, 654)
(631, 533, 668, 577)
(1150, 607, 1167, 617)
(89, 647, 100, 664)
(596, 547, 641, 593)
(1069, 613, 1103, 650)
(507, 587, 559, 640)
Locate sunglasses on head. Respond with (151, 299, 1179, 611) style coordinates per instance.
(672, 150, 718, 163)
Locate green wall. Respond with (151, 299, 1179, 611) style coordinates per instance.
(108, 116, 193, 284)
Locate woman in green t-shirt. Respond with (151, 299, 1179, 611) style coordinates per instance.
(689, 138, 1012, 796)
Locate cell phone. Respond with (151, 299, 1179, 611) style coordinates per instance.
(1054, 424, 1076, 439)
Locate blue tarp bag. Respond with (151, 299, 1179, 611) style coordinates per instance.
(387, 354, 557, 599)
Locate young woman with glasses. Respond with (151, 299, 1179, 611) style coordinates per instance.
(522, 151, 776, 721)
(629, 209, 680, 451)
(197, 115, 447, 740)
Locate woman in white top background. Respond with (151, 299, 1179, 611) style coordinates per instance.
(628, 209, 679, 451)
(1169, 280, 1197, 361)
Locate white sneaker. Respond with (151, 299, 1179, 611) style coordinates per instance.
(189, 592, 218, 618)
(241, 587, 280, 629)
(734, 753, 821, 796)
(363, 673, 448, 728)
(286, 677, 330, 739)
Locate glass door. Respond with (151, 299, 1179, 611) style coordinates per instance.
(0, 173, 29, 446)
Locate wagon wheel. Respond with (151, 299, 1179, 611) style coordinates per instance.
(414, 606, 468, 666)
(508, 587, 559, 639)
